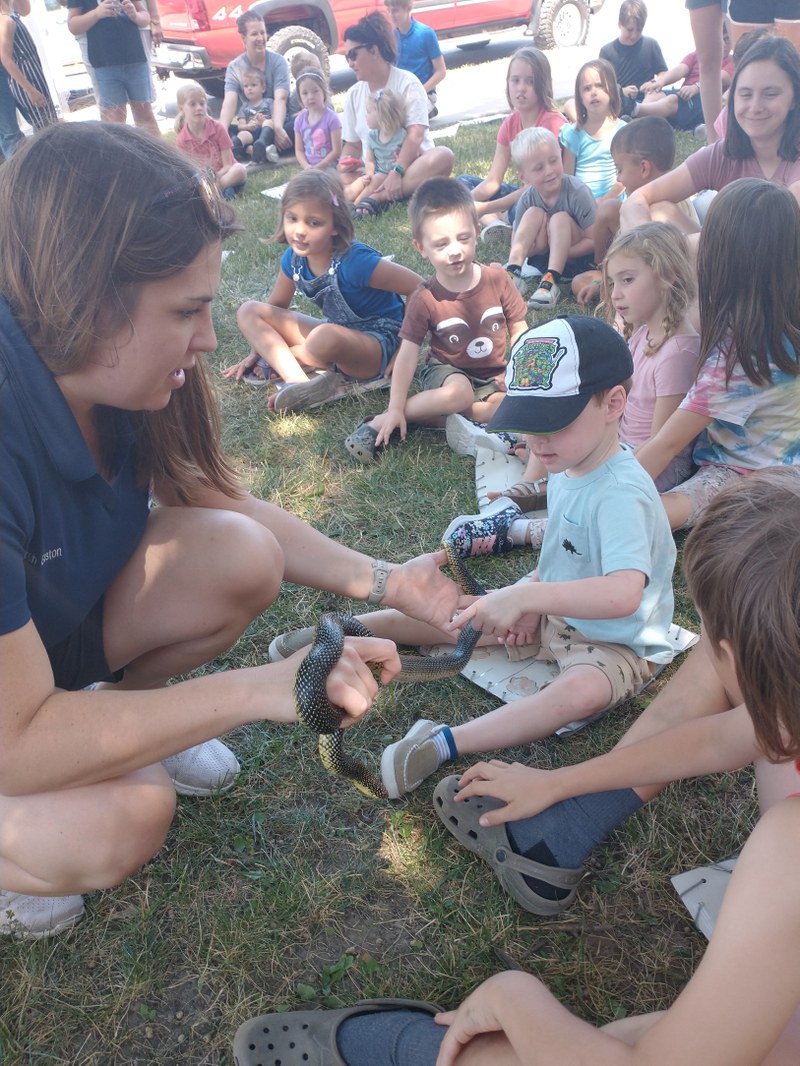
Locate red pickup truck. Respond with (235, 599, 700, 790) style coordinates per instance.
(154, 0, 604, 96)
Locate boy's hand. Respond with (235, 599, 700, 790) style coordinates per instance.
(502, 612, 541, 647)
(222, 350, 259, 381)
(374, 409, 406, 447)
(455, 760, 561, 823)
(449, 586, 524, 641)
(622, 84, 639, 98)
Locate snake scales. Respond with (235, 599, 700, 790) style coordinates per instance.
(293, 545, 486, 799)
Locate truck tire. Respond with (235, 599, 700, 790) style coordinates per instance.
(533, 0, 591, 49)
(268, 24, 330, 80)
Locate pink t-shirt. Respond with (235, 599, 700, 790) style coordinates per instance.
(176, 117, 232, 173)
(685, 139, 800, 191)
(497, 108, 566, 148)
(620, 325, 699, 492)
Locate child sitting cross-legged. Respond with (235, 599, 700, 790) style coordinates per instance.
(344, 177, 528, 462)
(503, 127, 596, 310)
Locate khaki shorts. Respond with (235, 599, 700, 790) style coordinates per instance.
(419, 359, 501, 401)
(507, 614, 655, 710)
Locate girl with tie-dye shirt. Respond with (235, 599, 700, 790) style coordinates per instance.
(636, 178, 800, 531)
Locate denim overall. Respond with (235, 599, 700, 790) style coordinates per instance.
(291, 253, 400, 379)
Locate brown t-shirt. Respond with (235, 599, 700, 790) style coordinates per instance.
(400, 264, 527, 375)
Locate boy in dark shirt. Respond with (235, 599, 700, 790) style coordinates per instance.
(599, 0, 667, 118)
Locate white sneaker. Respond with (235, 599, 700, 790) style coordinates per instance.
(265, 144, 280, 164)
(0, 889, 84, 940)
(480, 219, 512, 244)
(445, 413, 516, 458)
(162, 739, 241, 797)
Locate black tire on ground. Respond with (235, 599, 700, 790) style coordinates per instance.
(533, 0, 591, 49)
(268, 24, 331, 81)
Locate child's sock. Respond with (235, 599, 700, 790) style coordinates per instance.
(509, 518, 547, 548)
(547, 268, 563, 284)
(506, 789, 643, 900)
(432, 725, 457, 763)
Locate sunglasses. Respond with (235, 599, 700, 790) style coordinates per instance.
(345, 45, 369, 63)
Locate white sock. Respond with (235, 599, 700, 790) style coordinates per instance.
(509, 518, 547, 548)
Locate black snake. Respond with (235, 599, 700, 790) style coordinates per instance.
(293, 546, 485, 799)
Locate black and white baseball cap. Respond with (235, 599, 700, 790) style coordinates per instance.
(487, 315, 633, 436)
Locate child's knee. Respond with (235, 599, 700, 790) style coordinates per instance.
(561, 665, 614, 714)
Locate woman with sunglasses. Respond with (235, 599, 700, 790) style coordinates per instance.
(0, 121, 462, 940)
(338, 12, 453, 217)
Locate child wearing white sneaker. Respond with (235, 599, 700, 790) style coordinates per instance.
(344, 177, 528, 462)
(503, 127, 596, 311)
(379, 315, 676, 798)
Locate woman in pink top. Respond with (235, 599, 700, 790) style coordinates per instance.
(621, 35, 800, 236)
(457, 46, 566, 232)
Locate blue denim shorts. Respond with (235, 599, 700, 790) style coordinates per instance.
(93, 61, 154, 108)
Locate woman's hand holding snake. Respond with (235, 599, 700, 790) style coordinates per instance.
(382, 550, 462, 631)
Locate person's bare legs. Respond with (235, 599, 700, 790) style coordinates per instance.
(508, 205, 548, 267)
(634, 93, 680, 121)
(0, 506, 283, 897)
(450, 666, 613, 752)
(367, 146, 454, 205)
(689, 3, 725, 144)
(100, 104, 128, 124)
(545, 212, 593, 274)
(237, 302, 384, 384)
(130, 100, 161, 137)
(612, 639, 736, 802)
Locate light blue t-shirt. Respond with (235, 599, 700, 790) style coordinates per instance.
(559, 119, 626, 199)
(394, 18, 441, 85)
(539, 446, 676, 663)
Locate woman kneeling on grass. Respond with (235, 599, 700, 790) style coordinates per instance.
(236, 469, 800, 1066)
(0, 122, 462, 940)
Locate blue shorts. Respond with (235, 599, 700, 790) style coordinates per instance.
(93, 62, 154, 109)
(47, 597, 123, 691)
(457, 173, 521, 225)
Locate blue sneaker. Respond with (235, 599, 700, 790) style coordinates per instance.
(442, 497, 522, 559)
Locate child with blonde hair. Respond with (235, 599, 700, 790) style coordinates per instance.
(174, 81, 247, 198)
(231, 66, 277, 164)
(293, 67, 341, 170)
(458, 46, 566, 236)
(349, 87, 415, 217)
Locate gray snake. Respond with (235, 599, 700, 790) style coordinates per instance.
(293, 546, 485, 799)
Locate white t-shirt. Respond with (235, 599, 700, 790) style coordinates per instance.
(342, 65, 432, 159)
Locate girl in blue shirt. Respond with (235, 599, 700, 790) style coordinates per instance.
(228, 169, 422, 412)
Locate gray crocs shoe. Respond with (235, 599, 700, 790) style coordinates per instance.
(233, 998, 442, 1066)
(345, 420, 380, 463)
(432, 775, 584, 916)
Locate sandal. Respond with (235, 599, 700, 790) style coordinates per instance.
(432, 775, 584, 916)
(345, 420, 380, 463)
(243, 357, 279, 387)
(496, 478, 548, 511)
(233, 998, 442, 1065)
(352, 196, 390, 220)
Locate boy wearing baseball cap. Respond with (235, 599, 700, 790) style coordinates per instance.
(380, 315, 677, 804)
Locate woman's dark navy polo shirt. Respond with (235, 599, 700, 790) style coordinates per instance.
(0, 298, 149, 649)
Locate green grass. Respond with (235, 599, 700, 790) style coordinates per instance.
(0, 119, 757, 1065)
